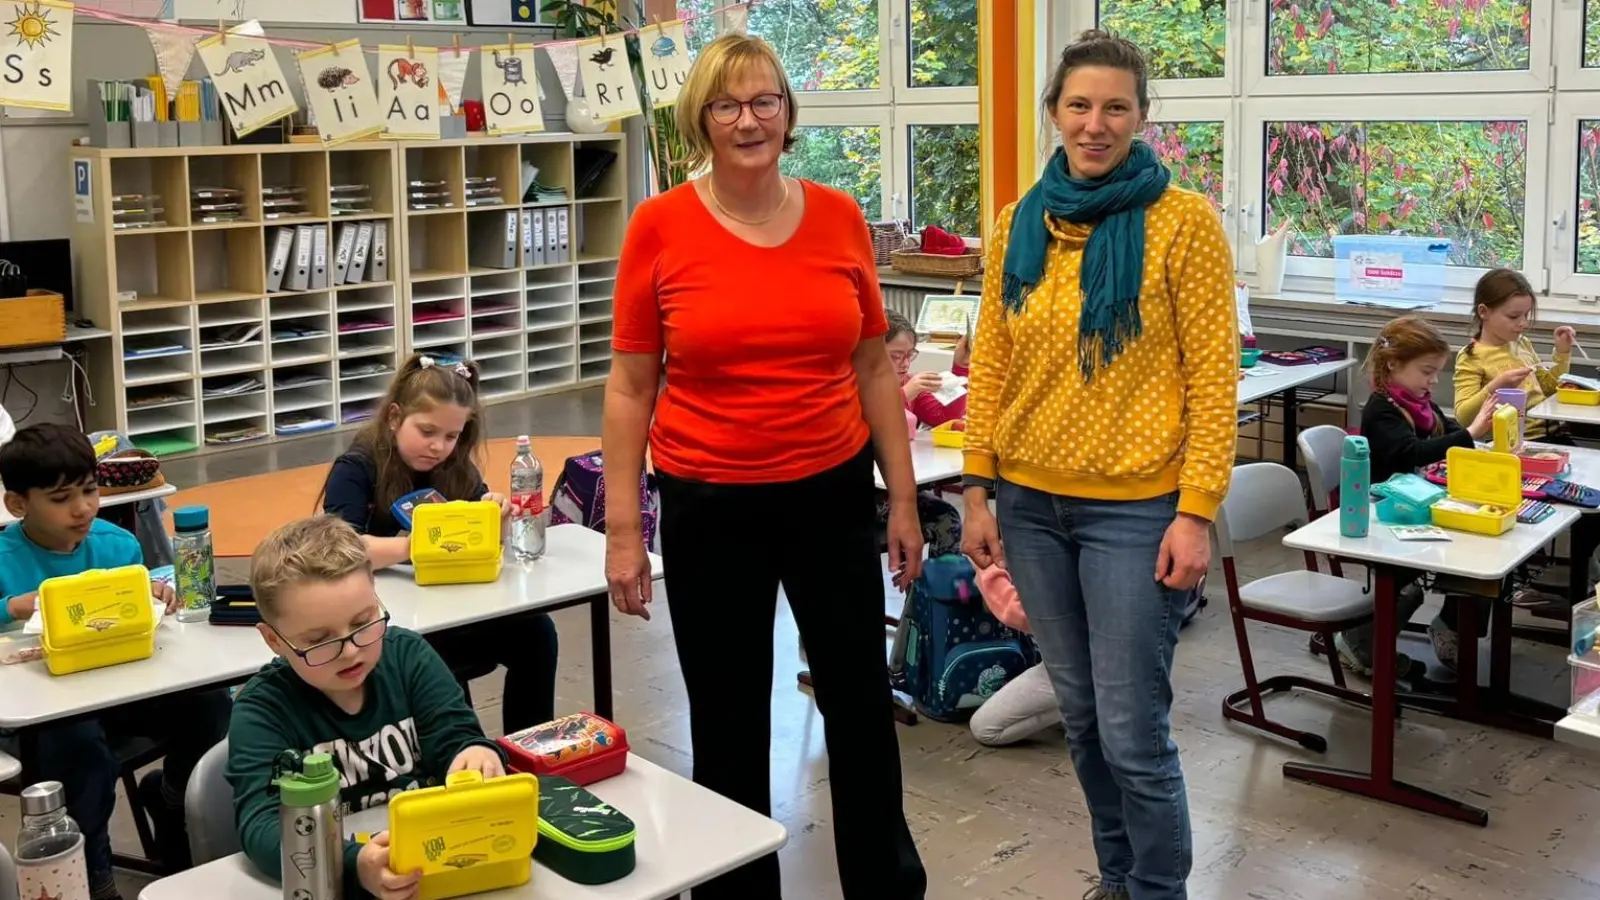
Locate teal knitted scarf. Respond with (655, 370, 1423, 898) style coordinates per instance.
(1001, 142, 1171, 381)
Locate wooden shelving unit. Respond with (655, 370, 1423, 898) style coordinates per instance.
(71, 132, 627, 458)
(396, 134, 626, 404)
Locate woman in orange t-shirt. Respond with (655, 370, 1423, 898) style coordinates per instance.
(601, 34, 927, 900)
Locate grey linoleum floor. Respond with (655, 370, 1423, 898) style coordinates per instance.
(5, 388, 1598, 899)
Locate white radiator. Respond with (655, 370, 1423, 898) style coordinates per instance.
(882, 285, 924, 320)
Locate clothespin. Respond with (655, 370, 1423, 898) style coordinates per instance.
(407, 36, 415, 59)
(600, 23, 608, 47)
(452, 34, 461, 58)
(508, 33, 515, 55)
(218, 19, 225, 45)
(953, 280, 966, 296)
(651, 13, 663, 35)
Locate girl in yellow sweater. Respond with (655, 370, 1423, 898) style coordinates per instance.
(1453, 267, 1575, 442)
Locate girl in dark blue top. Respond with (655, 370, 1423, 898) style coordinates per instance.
(319, 354, 558, 731)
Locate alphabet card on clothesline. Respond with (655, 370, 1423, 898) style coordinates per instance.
(297, 40, 382, 145)
(196, 23, 297, 138)
(377, 44, 438, 140)
(479, 43, 542, 135)
(576, 34, 638, 121)
(0, 0, 74, 112)
(640, 20, 690, 109)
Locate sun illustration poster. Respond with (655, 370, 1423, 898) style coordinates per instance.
(0, 0, 72, 112)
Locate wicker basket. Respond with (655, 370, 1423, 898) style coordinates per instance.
(889, 248, 982, 279)
(868, 220, 912, 266)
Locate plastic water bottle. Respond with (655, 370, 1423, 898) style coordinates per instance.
(274, 751, 342, 900)
(173, 505, 215, 622)
(16, 781, 89, 900)
(510, 435, 546, 561)
(1339, 435, 1371, 538)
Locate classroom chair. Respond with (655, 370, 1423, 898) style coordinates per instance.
(184, 738, 239, 865)
(1216, 462, 1375, 753)
(1297, 424, 1349, 578)
(0, 839, 17, 900)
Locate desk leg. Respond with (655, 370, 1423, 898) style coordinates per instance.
(590, 595, 613, 721)
(1283, 568, 1489, 825)
(1281, 388, 1299, 470)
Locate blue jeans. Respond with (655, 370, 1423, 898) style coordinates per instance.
(997, 482, 1192, 900)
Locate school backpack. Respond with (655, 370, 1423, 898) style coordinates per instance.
(548, 451, 661, 554)
(889, 555, 1036, 723)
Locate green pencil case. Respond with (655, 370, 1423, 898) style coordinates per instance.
(533, 775, 637, 884)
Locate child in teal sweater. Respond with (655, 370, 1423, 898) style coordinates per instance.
(226, 515, 506, 899)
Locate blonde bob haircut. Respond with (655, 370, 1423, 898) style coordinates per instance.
(674, 34, 799, 175)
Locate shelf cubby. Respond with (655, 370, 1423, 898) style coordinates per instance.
(463, 144, 520, 209)
(574, 139, 625, 201)
(111, 156, 187, 228)
(193, 226, 267, 299)
(404, 146, 464, 211)
(115, 231, 193, 304)
(330, 148, 396, 217)
(260, 149, 329, 220)
(573, 202, 626, 262)
(188, 154, 262, 224)
(579, 359, 612, 381)
(521, 142, 572, 202)
(407, 212, 466, 279)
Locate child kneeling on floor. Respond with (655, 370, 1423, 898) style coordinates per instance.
(0, 424, 229, 898)
(880, 311, 964, 557)
(1335, 317, 1498, 677)
(227, 515, 508, 899)
(319, 353, 558, 733)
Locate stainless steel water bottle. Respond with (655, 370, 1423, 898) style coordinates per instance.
(274, 750, 343, 900)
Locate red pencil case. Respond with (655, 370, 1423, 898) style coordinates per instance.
(497, 713, 629, 786)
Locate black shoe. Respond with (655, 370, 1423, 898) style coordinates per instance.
(137, 770, 192, 871)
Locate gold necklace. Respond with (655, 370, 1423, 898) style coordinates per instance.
(707, 175, 789, 226)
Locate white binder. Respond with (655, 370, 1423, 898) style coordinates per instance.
(286, 225, 313, 291)
(266, 227, 294, 293)
(348, 222, 374, 284)
(331, 224, 356, 286)
(370, 222, 389, 282)
(310, 225, 329, 290)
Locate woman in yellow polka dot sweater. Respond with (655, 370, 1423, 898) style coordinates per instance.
(960, 31, 1237, 900)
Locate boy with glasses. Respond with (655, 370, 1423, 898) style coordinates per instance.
(227, 515, 507, 900)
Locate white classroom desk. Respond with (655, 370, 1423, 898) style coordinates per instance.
(1282, 505, 1580, 825)
(1236, 357, 1357, 406)
(138, 755, 788, 900)
(0, 525, 661, 729)
(0, 482, 177, 528)
(874, 433, 963, 490)
(1527, 396, 1600, 427)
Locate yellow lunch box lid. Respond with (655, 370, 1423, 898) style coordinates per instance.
(410, 500, 502, 565)
(387, 770, 539, 900)
(1444, 446, 1522, 509)
(1491, 404, 1521, 454)
(39, 565, 156, 650)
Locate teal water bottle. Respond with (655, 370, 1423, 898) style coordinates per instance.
(1339, 435, 1371, 538)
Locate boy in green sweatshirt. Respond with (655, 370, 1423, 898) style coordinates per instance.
(226, 515, 507, 900)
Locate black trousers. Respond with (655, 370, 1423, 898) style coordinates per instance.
(656, 444, 926, 900)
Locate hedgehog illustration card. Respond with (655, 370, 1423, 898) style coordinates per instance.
(0, 0, 75, 113)
(576, 34, 638, 122)
(479, 43, 543, 135)
(639, 20, 690, 109)
(377, 44, 439, 140)
(296, 40, 383, 146)
(196, 24, 298, 138)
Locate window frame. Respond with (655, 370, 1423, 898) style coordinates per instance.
(1548, 93, 1600, 297)
(890, 0, 981, 105)
(1237, 93, 1550, 292)
(742, 0, 896, 105)
(787, 105, 897, 220)
(1555, 0, 1600, 92)
(897, 104, 982, 232)
(1067, 0, 1236, 100)
(1239, 0, 1552, 98)
(1143, 98, 1238, 252)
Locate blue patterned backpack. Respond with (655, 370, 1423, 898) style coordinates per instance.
(889, 555, 1035, 722)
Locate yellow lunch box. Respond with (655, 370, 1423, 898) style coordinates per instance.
(1429, 447, 1519, 536)
(410, 500, 503, 586)
(1558, 385, 1600, 405)
(1491, 404, 1521, 454)
(387, 769, 540, 900)
(930, 420, 966, 449)
(38, 565, 157, 675)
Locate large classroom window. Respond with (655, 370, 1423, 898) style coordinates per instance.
(1061, 1, 1597, 304)
(683, 0, 981, 234)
